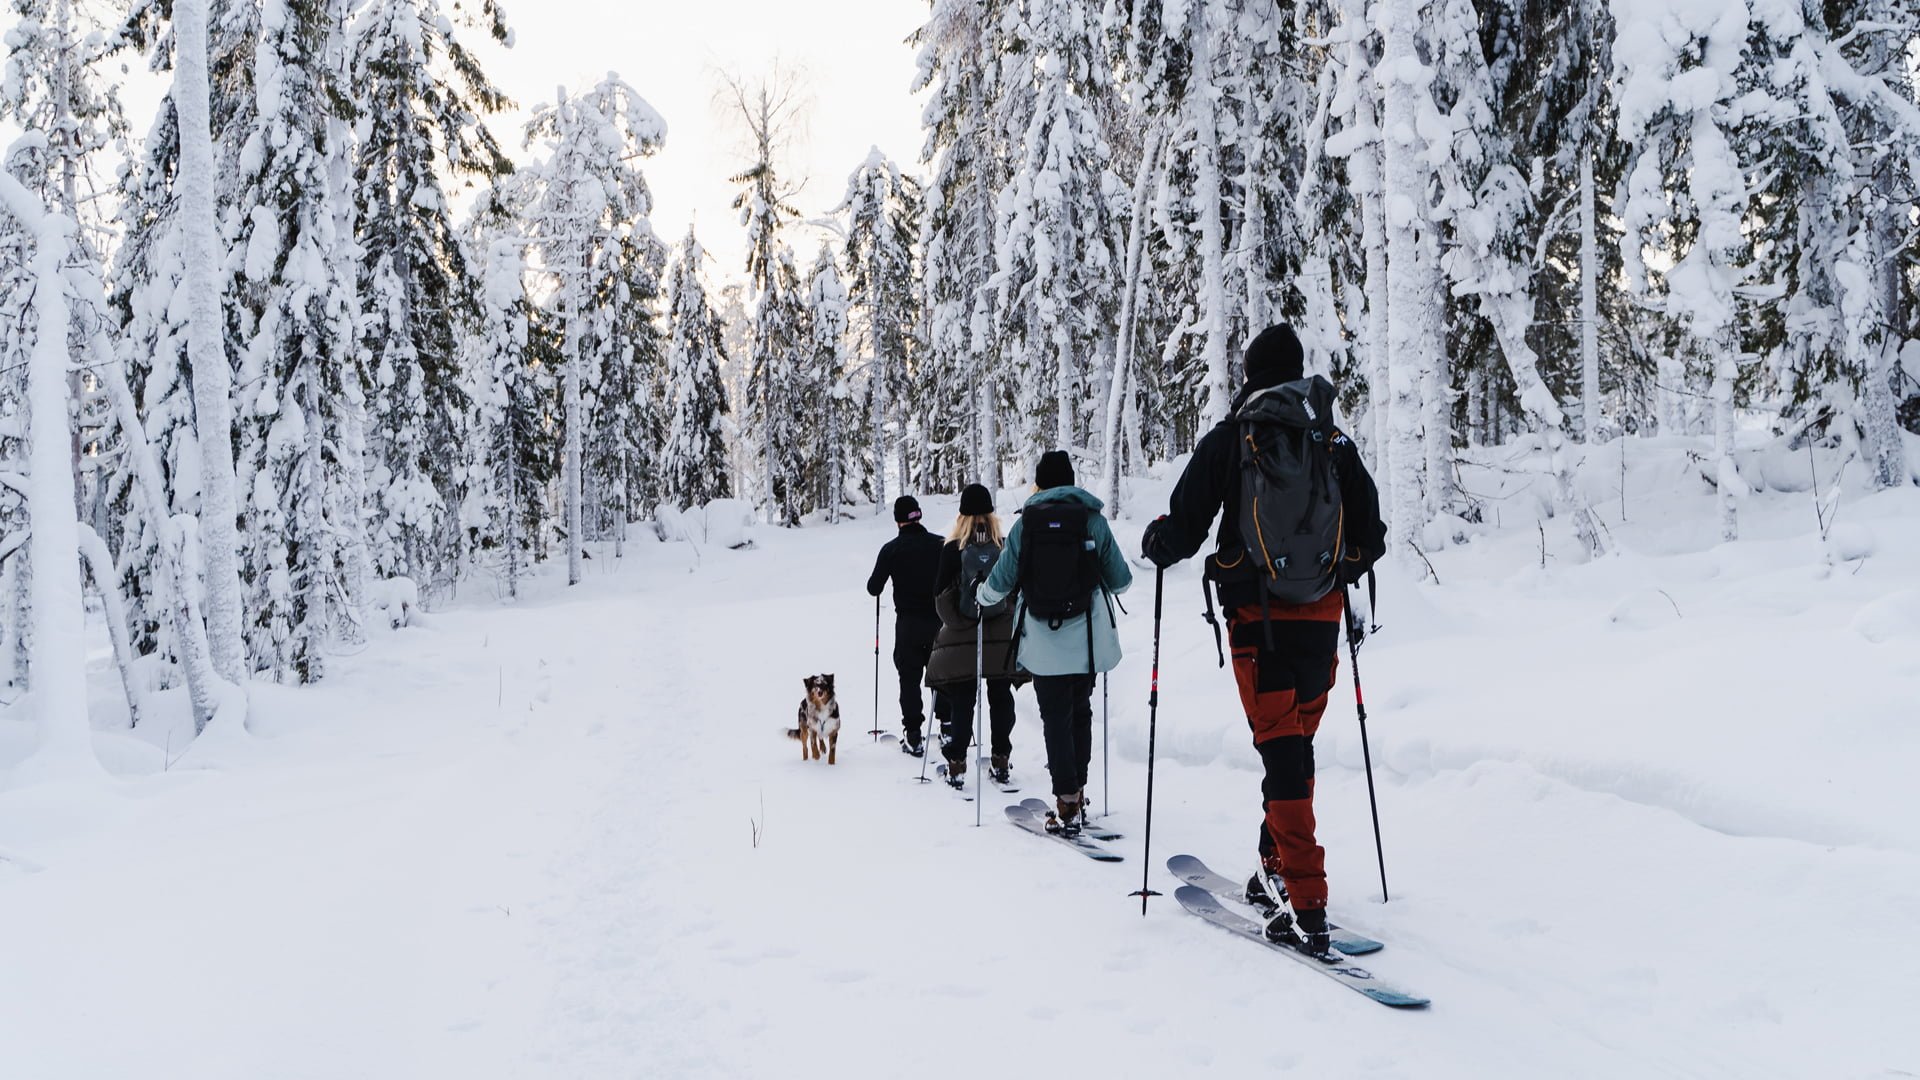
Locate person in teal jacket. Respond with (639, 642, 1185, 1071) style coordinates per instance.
(976, 450, 1132, 833)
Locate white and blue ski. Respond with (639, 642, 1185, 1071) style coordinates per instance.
(1173, 885, 1428, 1008)
(1019, 798, 1122, 842)
(1003, 805, 1123, 862)
(1165, 855, 1382, 955)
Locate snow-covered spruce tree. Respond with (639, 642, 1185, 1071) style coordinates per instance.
(1423, 0, 1606, 556)
(1108, 0, 1238, 437)
(747, 245, 812, 526)
(212, 0, 360, 684)
(580, 216, 667, 556)
(348, 0, 514, 594)
(1743, 1, 1916, 489)
(524, 73, 666, 583)
(836, 149, 922, 506)
(3, 0, 126, 683)
(118, 0, 248, 690)
(913, 0, 1007, 486)
(804, 245, 853, 522)
(988, 0, 1121, 470)
(463, 228, 547, 599)
(10, 4, 238, 728)
(660, 226, 732, 510)
(720, 68, 806, 524)
(1315, 0, 1393, 461)
(1611, 0, 1756, 542)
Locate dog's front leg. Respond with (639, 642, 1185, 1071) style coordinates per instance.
(827, 730, 838, 765)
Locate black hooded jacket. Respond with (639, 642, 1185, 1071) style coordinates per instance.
(1142, 384, 1387, 609)
(866, 522, 945, 624)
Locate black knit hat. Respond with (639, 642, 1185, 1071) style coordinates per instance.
(1244, 324, 1305, 389)
(959, 483, 994, 516)
(893, 495, 923, 524)
(1035, 450, 1075, 490)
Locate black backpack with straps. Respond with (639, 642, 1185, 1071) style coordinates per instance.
(1232, 375, 1346, 606)
(1018, 501, 1100, 624)
(953, 539, 1000, 621)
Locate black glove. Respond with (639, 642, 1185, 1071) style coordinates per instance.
(1140, 515, 1181, 570)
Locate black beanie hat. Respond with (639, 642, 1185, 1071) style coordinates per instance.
(893, 495, 922, 524)
(959, 483, 994, 516)
(1244, 324, 1305, 389)
(1035, 450, 1075, 490)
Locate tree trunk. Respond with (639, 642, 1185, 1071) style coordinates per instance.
(1193, 50, 1233, 430)
(1381, 0, 1428, 564)
(77, 525, 141, 729)
(0, 173, 98, 777)
(1711, 346, 1739, 541)
(1100, 125, 1164, 513)
(563, 251, 585, 585)
(1580, 150, 1601, 444)
(172, 0, 247, 683)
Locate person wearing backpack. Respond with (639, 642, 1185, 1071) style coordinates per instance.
(866, 495, 946, 756)
(1140, 324, 1387, 957)
(976, 451, 1132, 834)
(924, 484, 1021, 787)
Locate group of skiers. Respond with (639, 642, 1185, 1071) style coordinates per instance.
(864, 324, 1386, 956)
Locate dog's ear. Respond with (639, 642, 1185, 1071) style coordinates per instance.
(825, 673, 835, 691)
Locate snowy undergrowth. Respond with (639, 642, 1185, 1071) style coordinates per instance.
(1, 436, 1916, 1077)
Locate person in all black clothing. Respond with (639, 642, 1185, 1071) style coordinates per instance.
(1141, 324, 1387, 955)
(866, 495, 946, 755)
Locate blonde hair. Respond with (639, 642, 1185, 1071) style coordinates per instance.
(947, 513, 1004, 546)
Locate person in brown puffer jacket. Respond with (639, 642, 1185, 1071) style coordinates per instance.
(925, 484, 1022, 787)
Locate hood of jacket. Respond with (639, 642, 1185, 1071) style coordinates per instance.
(1023, 485, 1105, 513)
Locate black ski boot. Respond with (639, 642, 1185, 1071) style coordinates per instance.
(1046, 793, 1084, 836)
(1244, 871, 1288, 916)
(901, 731, 926, 757)
(1294, 907, 1334, 960)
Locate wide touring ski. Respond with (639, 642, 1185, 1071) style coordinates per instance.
(1166, 855, 1382, 955)
(1173, 885, 1428, 1008)
(1004, 806, 1123, 862)
(1019, 798, 1122, 842)
(933, 763, 975, 801)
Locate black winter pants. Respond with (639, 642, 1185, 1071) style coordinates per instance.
(893, 615, 941, 738)
(940, 678, 1017, 762)
(1032, 673, 1095, 797)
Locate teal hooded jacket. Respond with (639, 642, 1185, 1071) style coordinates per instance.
(975, 486, 1133, 676)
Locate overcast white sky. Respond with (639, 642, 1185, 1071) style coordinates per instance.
(469, 0, 929, 285)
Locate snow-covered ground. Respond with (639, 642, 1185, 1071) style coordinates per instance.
(3, 439, 1918, 1078)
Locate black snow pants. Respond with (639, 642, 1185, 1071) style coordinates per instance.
(1032, 673, 1095, 797)
(940, 678, 1017, 763)
(894, 614, 942, 739)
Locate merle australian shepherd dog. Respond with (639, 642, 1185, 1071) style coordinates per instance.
(786, 674, 842, 764)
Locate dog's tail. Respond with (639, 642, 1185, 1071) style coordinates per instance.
(783, 726, 804, 741)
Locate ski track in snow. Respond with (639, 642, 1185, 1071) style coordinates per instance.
(4, 481, 1920, 1078)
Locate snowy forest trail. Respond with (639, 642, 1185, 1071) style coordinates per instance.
(5, 487, 1920, 1078)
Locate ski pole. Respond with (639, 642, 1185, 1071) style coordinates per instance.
(1129, 567, 1165, 915)
(1102, 673, 1110, 818)
(870, 595, 884, 741)
(915, 601, 934, 786)
(1343, 585, 1389, 903)
(974, 578, 986, 828)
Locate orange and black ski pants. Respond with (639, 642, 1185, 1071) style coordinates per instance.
(1226, 591, 1342, 911)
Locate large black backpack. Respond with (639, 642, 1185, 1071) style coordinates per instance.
(1233, 375, 1346, 605)
(953, 539, 1000, 621)
(1018, 502, 1100, 623)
